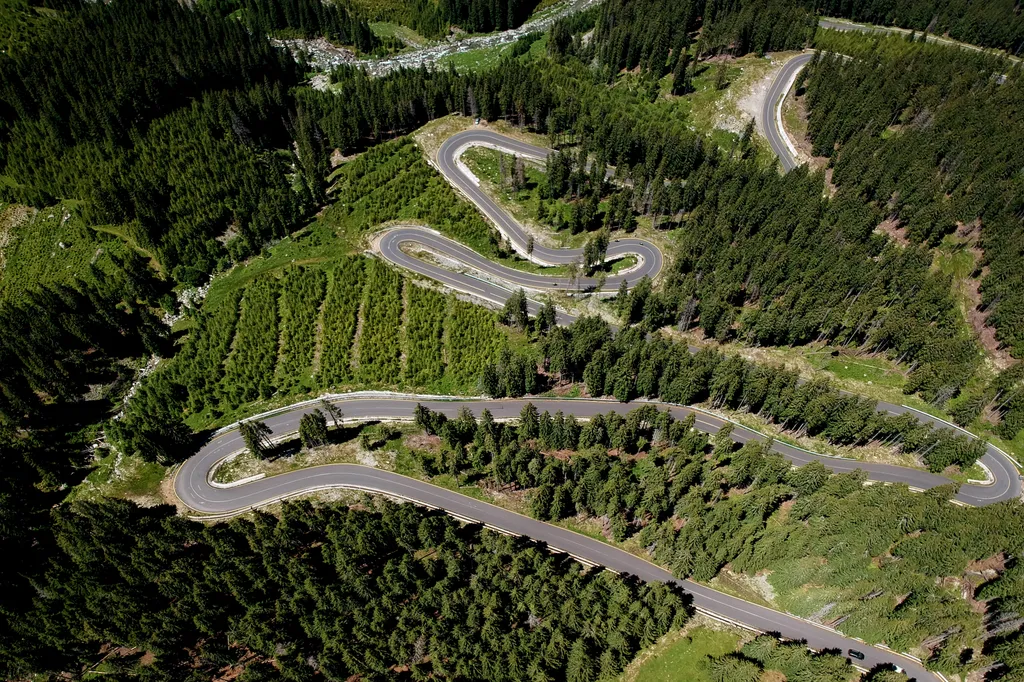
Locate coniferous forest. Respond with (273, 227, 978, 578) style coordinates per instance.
(301, 47, 1021, 426)
(18, 499, 689, 680)
(0, 0, 308, 281)
(4, 0, 1024, 679)
(406, 400, 1024, 672)
(807, 0, 1024, 51)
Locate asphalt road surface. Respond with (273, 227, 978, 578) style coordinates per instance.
(764, 18, 1008, 172)
(378, 129, 663, 287)
(765, 18, 965, 172)
(373, 128, 1020, 507)
(178, 394, 954, 680)
(755, 44, 1022, 501)
(377, 129, 662, 324)
(175, 118, 1018, 681)
(760, 52, 814, 172)
(378, 227, 578, 325)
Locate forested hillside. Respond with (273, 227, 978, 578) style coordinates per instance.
(4, 498, 689, 679)
(804, 33, 1022, 349)
(0, 0, 70, 54)
(0, 0, 327, 282)
(404, 401, 1024, 676)
(112, 254, 513, 463)
(798, 30, 1024, 436)
(297, 36, 1013, 438)
(0, 3, 376, 674)
(2, 0, 1009, 458)
(590, 0, 813, 72)
(4, 0, 1024, 679)
(808, 0, 1024, 52)
(206, 0, 378, 51)
(0, 0, 358, 436)
(105, 124, 987, 474)
(535, 318, 985, 472)
(107, 135, 523, 462)
(0, 250, 167, 430)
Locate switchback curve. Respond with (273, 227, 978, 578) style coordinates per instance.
(375, 129, 663, 294)
(172, 117, 1017, 682)
(176, 393, 950, 681)
(761, 52, 814, 172)
(370, 128, 1020, 508)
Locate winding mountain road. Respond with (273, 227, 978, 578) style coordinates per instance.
(241, 19, 1024, 680)
(173, 127, 1018, 681)
(761, 52, 814, 172)
(180, 394, 1017, 510)
(376, 130, 662, 301)
(178, 394, 955, 681)
(370, 128, 1020, 506)
(760, 17, 1008, 172)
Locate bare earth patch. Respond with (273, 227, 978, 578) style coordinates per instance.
(677, 51, 793, 160)
(967, 552, 1006, 579)
(875, 217, 910, 246)
(950, 220, 1016, 369)
(330, 148, 362, 167)
(0, 203, 36, 277)
(708, 567, 778, 609)
(776, 498, 796, 522)
(405, 432, 442, 453)
(736, 56, 783, 130)
(160, 471, 191, 514)
(549, 381, 583, 397)
(967, 278, 1016, 369)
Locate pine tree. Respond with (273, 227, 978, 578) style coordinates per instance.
(538, 302, 557, 334)
(482, 363, 503, 397)
(414, 403, 447, 435)
(670, 48, 690, 95)
(713, 62, 729, 90)
(616, 280, 630, 319)
(519, 403, 540, 440)
(512, 155, 526, 192)
(299, 409, 329, 448)
(500, 289, 529, 331)
(320, 399, 344, 428)
(566, 639, 595, 682)
(239, 419, 274, 459)
(531, 484, 554, 519)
